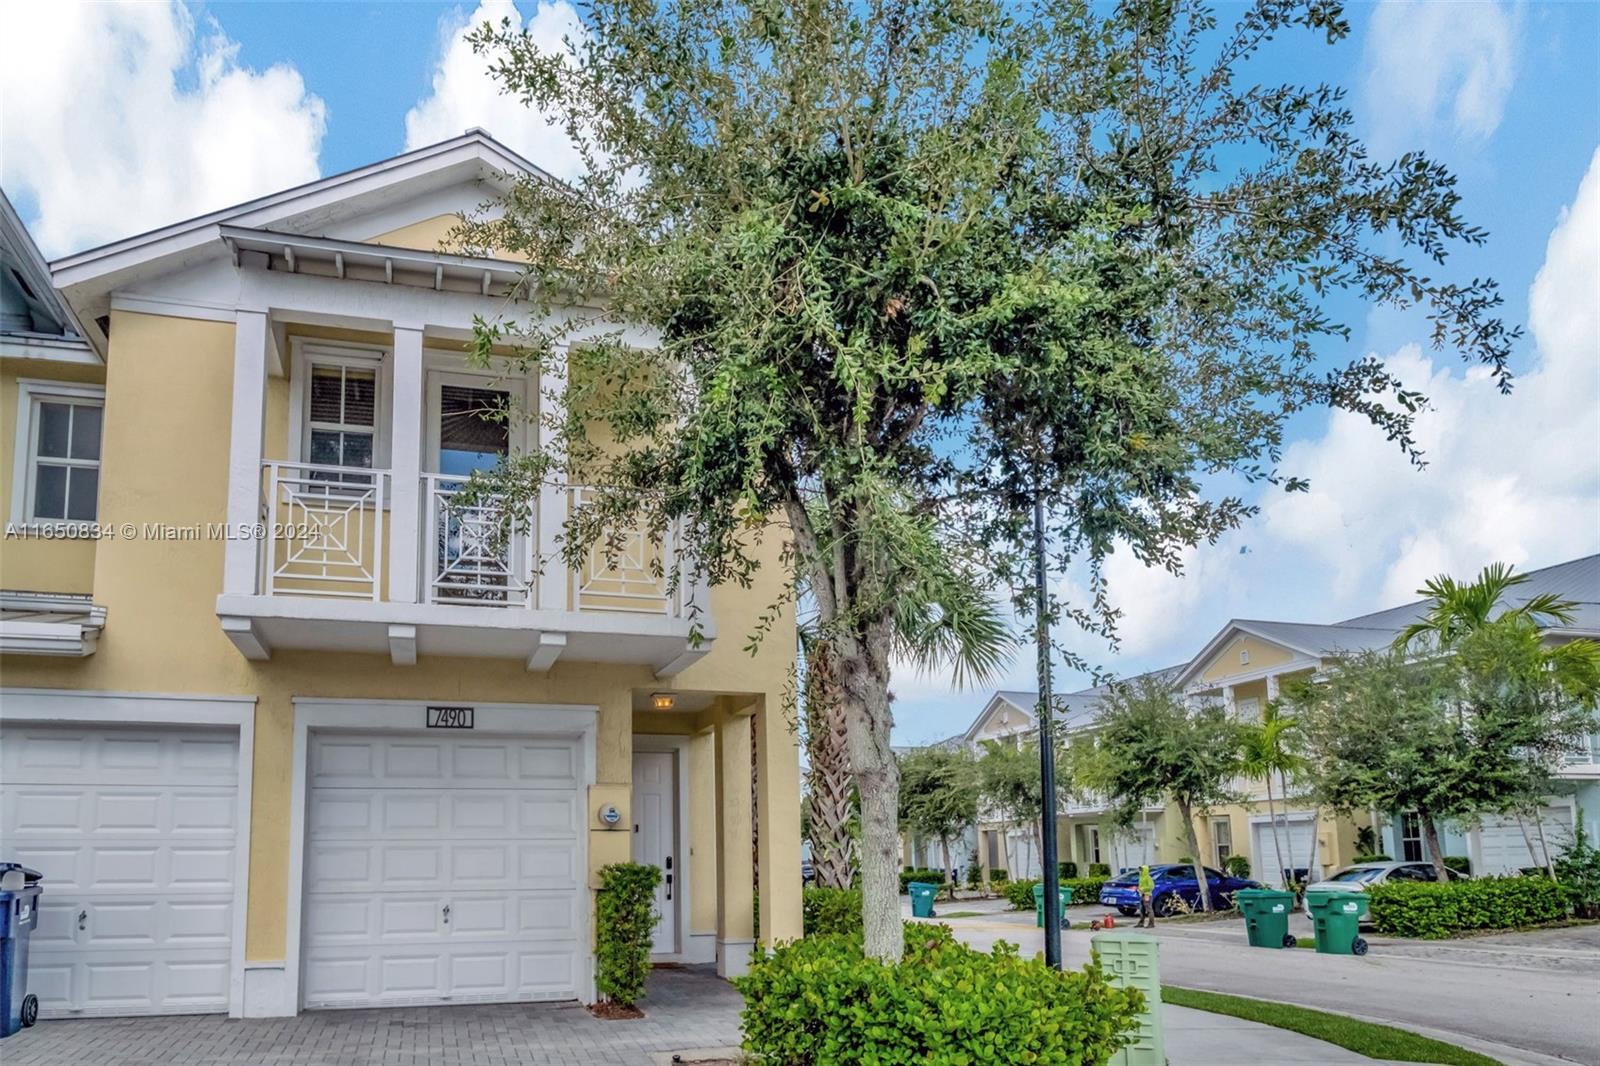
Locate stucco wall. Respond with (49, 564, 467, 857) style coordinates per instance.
(1197, 635, 1296, 683)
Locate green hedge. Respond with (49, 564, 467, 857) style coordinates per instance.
(595, 862, 661, 1006)
(1004, 878, 1038, 910)
(803, 887, 863, 936)
(736, 928, 1142, 1065)
(1367, 875, 1567, 938)
(1088, 863, 1112, 878)
(1004, 876, 1107, 910)
(1061, 877, 1109, 904)
(1353, 853, 1392, 863)
(1443, 856, 1471, 876)
(1224, 855, 1251, 879)
(900, 868, 947, 894)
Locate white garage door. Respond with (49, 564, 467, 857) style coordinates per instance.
(0, 724, 238, 1018)
(1252, 815, 1318, 885)
(302, 732, 583, 1009)
(1476, 807, 1573, 876)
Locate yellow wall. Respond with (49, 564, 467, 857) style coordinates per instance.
(1197, 635, 1296, 683)
(0, 309, 800, 966)
(0, 359, 107, 592)
(367, 213, 462, 252)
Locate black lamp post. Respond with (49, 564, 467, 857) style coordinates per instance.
(1033, 493, 1062, 967)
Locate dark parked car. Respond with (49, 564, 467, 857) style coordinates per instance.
(1099, 863, 1264, 916)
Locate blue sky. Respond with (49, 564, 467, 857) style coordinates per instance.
(2, 2, 1596, 744)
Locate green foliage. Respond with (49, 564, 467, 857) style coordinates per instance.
(1060, 877, 1109, 904)
(736, 930, 1142, 1065)
(1004, 879, 1040, 910)
(1088, 863, 1112, 878)
(1555, 810, 1600, 918)
(898, 747, 981, 863)
(1366, 876, 1568, 938)
(1397, 563, 1583, 653)
(899, 868, 947, 895)
(977, 740, 1045, 845)
(803, 887, 865, 936)
(1442, 856, 1471, 876)
(1224, 855, 1252, 879)
(990, 868, 1009, 884)
(1060, 861, 1078, 879)
(595, 863, 662, 1006)
(1353, 854, 1393, 864)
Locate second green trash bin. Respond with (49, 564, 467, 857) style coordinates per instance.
(1304, 890, 1369, 955)
(908, 881, 939, 919)
(1032, 882, 1072, 928)
(1235, 887, 1298, 949)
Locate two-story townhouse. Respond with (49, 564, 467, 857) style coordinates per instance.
(0, 131, 801, 1022)
(943, 553, 1600, 888)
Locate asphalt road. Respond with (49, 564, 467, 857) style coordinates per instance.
(928, 904, 1600, 1065)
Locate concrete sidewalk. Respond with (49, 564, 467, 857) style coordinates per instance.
(1164, 1002, 1407, 1065)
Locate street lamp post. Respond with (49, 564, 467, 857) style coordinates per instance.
(1033, 493, 1063, 968)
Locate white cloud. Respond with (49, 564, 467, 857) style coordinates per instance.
(1363, 0, 1518, 152)
(404, 0, 588, 180)
(0, 1, 326, 257)
(1265, 146, 1600, 608)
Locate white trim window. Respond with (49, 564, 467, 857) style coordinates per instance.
(289, 342, 390, 482)
(1212, 816, 1233, 866)
(11, 380, 105, 526)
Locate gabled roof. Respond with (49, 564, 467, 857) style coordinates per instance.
(49, 129, 550, 355)
(1335, 553, 1600, 636)
(1, 189, 93, 359)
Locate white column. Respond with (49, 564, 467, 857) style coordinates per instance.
(535, 345, 569, 612)
(388, 326, 425, 604)
(1222, 685, 1236, 718)
(1266, 674, 1281, 703)
(223, 310, 269, 596)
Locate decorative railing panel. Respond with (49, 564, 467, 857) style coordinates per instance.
(424, 474, 532, 607)
(261, 462, 388, 601)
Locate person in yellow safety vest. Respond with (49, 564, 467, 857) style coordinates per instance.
(1136, 864, 1156, 928)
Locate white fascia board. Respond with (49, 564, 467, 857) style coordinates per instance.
(51, 133, 546, 289)
(0, 333, 100, 364)
(0, 620, 98, 656)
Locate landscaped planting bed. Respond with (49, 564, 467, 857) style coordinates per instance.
(1366, 875, 1567, 938)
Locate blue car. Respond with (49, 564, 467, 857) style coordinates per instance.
(1098, 863, 1264, 916)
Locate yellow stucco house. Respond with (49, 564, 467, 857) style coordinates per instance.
(0, 131, 801, 1021)
(943, 555, 1600, 891)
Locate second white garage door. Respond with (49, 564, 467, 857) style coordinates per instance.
(1476, 806, 1573, 876)
(302, 732, 584, 1009)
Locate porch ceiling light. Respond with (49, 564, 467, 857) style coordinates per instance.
(650, 692, 676, 711)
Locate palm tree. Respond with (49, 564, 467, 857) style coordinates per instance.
(1238, 702, 1305, 888)
(801, 631, 856, 889)
(1396, 562, 1578, 653)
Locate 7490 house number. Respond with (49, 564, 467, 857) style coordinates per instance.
(426, 706, 474, 729)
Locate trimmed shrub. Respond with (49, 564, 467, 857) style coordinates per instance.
(595, 862, 661, 1006)
(1005, 878, 1039, 910)
(1353, 853, 1392, 863)
(736, 929, 1143, 1065)
(1088, 863, 1112, 878)
(990, 867, 1009, 884)
(1367, 875, 1567, 938)
(1443, 855, 1471, 876)
(900, 867, 947, 895)
(1061, 876, 1108, 904)
(803, 886, 863, 936)
(1224, 855, 1251, 879)
(1060, 861, 1079, 879)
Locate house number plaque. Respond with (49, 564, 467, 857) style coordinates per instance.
(426, 706, 474, 729)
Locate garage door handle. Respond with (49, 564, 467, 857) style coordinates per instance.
(78, 909, 87, 931)
(665, 874, 672, 901)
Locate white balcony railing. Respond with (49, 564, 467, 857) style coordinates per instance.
(569, 486, 685, 617)
(424, 473, 532, 608)
(260, 461, 389, 601)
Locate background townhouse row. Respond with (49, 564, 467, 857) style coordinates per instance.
(0, 131, 801, 1021)
(903, 554, 1600, 884)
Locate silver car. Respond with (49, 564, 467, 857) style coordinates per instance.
(1305, 861, 1468, 893)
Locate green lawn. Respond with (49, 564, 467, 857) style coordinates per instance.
(1161, 986, 1501, 1066)
(935, 910, 985, 919)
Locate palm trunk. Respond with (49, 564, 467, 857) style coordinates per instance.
(1280, 773, 1298, 887)
(1302, 805, 1323, 910)
(802, 636, 856, 890)
(1420, 813, 1450, 883)
(1177, 798, 1212, 911)
(1263, 777, 1287, 888)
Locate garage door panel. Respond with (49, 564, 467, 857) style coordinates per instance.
(303, 731, 583, 1009)
(0, 723, 239, 1019)
(1477, 806, 1573, 874)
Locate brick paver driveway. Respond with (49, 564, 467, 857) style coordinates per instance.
(4, 966, 743, 1066)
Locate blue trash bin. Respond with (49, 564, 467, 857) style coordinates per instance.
(0, 864, 43, 1038)
(908, 881, 938, 919)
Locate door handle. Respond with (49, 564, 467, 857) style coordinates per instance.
(665, 874, 672, 901)
(442, 903, 451, 924)
(78, 909, 87, 931)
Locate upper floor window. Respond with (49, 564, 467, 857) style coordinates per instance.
(12, 380, 104, 525)
(290, 342, 389, 483)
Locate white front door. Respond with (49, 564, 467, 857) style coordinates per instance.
(300, 732, 583, 1009)
(631, 750, 679, 954)
(0, 724, 238, 1018)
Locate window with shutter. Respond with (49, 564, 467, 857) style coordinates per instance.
(11, 381, 105, 526)
(299, 354, 381, 484)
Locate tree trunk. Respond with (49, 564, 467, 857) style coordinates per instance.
(1531, 812, 1557, 881)
(1031, 819, 1044, 881)
(1177, 798, 1212, 912)
(1302, 806, 1323, 911)
(1280, 772, 1298, 888)
(940, 836, 952, 900)
(1263, 777, 1287, 888)
(803, 638, 856, 890)
(1420, 813, 1450, 883)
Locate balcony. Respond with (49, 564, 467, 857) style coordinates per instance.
(218, 460, 712, 675)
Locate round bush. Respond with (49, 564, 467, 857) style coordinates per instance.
(736, 928, 1142, 1065)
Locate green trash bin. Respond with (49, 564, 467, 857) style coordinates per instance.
(1235, 888, 1298, 949)
(1304, 890, 1370, 956)
(1032, 882, 1073, 929)
(908, 881, 939, 919)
